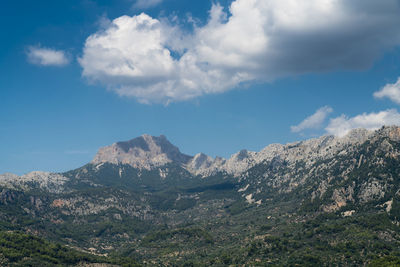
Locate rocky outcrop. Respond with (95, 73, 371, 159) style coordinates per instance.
(92, 134, 192, 169)
(188, 128, 374, 177)
(0, 171, 69, 193)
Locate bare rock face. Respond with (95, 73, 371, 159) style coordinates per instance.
(92, 134, 193, 169)
(359, 179, 387, 203)
(188, 128, 374, 177)
(323, 185, 355, 212)
(187, 153, 215, 170)
(186, 153, 226, 176)
(383, 125, 400, 141)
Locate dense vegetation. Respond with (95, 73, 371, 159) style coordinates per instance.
(0, 231, 139, 266)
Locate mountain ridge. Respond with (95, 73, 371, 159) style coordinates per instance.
(1, 126, 400, 265)
(89, 127, 376, 177)
(0, 126, 387, 180)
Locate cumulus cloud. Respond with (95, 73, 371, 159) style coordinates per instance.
(79, 0, 400, 104)
(27, 46, 69, 66)
(291, 106, 333, 133)
(374, 78, 400, 104)
(133, 0, 163, 9)
(325, 109, 400, 137)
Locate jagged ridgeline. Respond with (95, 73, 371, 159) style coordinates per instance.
(1, 126, 400, 266)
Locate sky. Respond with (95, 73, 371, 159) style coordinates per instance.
(2, 0, 400, 175)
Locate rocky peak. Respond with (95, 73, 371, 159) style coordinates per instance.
(236, 149, 250, 161)
(378, 125, 400, 141)
(189, 153, 214, 170)
(92, 134, 193, 169)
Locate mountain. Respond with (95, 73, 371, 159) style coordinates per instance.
(1, 126, 400, 266)
(0, 171, 69, 193)
(89, 128, 373, 178)
(92, 134, 193, 169)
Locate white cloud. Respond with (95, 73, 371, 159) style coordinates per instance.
(27, 46, 69, 66)
(133, 0, 163, 9)
(80, 0, 400, 104)
(374, 78, 400, 104)
(325, 109, 400, 137)
(291, 106, 333, 133)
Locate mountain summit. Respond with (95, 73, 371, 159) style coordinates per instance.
(92, 134, 193, 169)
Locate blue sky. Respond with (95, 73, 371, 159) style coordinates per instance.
(2, 0, 400, 175)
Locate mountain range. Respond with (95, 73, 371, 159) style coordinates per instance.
(1, 126, 400, 266)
